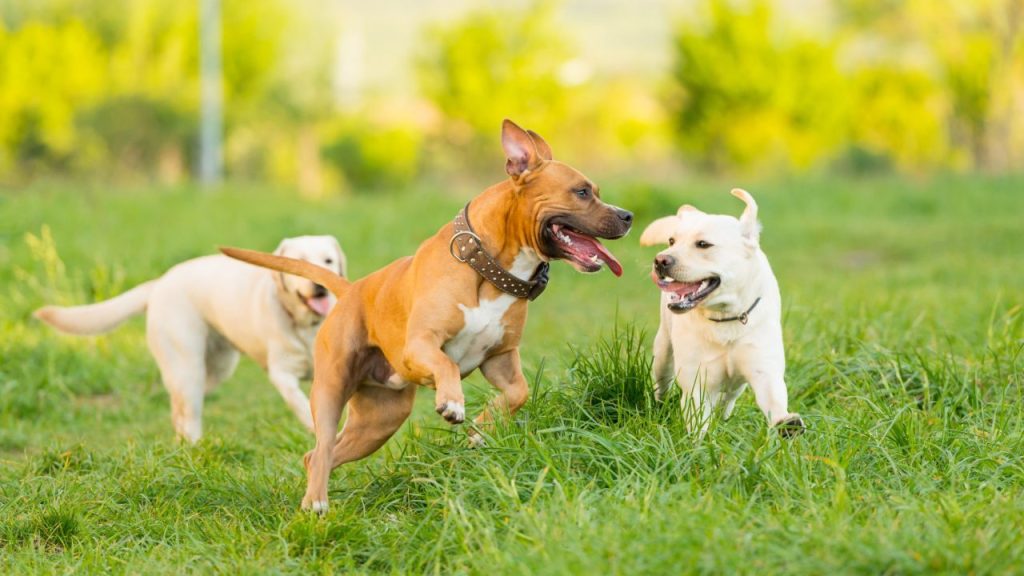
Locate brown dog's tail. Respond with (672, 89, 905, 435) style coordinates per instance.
(220, 246, 350, 296)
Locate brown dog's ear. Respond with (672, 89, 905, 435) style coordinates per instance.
(502, 119, 542, 179)
(731, 188, 760, 241)
(640, 216, 677, 246)
(526, 129, 553, 161)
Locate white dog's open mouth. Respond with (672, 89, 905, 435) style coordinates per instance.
(652, 271, 720, 313)
(301, 293, 331, 316)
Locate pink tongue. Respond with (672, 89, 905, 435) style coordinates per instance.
(564, 229, 624, 277)
(650, 271, 700, 294)
(592, 241, 623, 277)
(306, 296, 331, 316)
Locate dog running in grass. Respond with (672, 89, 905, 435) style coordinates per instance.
(35, 236, 346, 442)
(221, 120, 633, 512)
(640, 189, 803, 437)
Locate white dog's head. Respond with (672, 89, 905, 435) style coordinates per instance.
(273, 235, 347, 324)
(640, 189, 761, 314)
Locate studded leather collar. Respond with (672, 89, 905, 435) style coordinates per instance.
(449, 202, 549, 300)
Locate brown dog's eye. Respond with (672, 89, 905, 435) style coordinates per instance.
(668, 237, 675, 246)
(695, 240, 712, 249)
(574, 188, 590, 199)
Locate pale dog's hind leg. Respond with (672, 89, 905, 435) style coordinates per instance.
(147, 300, 209, 443)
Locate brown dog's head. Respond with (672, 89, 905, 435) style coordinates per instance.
(500, 119, 632, 276)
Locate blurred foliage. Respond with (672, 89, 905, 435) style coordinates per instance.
(667, 0, 1024, 174)
(416, 0, 670, 174)
(0, 0, 1022, 188)
(416, 1, 570, 150)
(668, 0, 847, 172)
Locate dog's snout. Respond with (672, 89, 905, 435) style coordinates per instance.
(312, 284, 328, 298)
(654, 254, 675, 274)
(617, 209, 633, 225)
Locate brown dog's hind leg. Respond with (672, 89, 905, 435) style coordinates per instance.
(471, 349, 529, 445)
(301, 349, 356, 514)
(329, 384, 417, 468)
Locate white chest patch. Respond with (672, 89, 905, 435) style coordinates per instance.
(444, 294, 517, 374)
(442, 248, 541, 375)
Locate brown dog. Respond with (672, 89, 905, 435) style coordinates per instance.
(222, 120, 632, 512)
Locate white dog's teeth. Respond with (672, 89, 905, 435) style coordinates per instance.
(698, 280, 708, 291)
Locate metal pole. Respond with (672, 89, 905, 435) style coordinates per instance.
(199, 0, 223, 185)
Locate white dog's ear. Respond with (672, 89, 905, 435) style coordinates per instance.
(677, 204, 703, 216)
(331, 237, 348, 277)
(731, 188, 760, 242)
(640, 216, 677, 246)
(273, 238, 291, 257)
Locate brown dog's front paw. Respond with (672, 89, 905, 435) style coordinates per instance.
(436, 401, 465, 424)
(776, 415, 805, 438)
(301, 495, 329, 515)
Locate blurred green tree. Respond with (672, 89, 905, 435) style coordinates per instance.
(415, 1, 572, 170)
(667, 0, 848, 173)
(0, 20, 108, 176)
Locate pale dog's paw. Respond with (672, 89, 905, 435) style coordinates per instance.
(775, 414, 805, 438)
(467, 431, 486, 448)
(436, 401, 465, 424)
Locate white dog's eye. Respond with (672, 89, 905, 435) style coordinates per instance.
(695, 240, 712, 249)
(668, 237, 675, 246)
(325, 258, 333, 264)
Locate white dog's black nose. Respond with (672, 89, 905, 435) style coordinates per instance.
(312, 284, 328, 298)
(654, 254, 675, 275)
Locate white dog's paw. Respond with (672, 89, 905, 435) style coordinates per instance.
(774, 414, 805, 438)
(436, 401, 465, 424)
(467, 431, 486, 448)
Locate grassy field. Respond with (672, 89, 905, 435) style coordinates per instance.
(1, 174, 1023, 573)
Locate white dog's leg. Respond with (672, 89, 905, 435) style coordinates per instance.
(268, 368, 315, 432)
(154, 355, 205, 443)
(677, 368, 717, 437)
(721, 383, 747, 420)
(147, 306, 207, 443)
(745, 371, 799, 427)
(652, 311, 675, 402)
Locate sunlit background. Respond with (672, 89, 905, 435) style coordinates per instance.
(2, 0, 1021, 194)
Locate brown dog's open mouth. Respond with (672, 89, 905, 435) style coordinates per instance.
(544, 222, 623, 276)
(652, 271, 720, 313)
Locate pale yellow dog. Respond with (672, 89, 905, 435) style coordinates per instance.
(640, 189, 803, 437)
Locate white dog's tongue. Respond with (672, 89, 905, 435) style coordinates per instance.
(306, 295, 331, 316)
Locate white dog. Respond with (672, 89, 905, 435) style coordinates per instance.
(35, 235, 346, 443)
(640, 189, 803, 437)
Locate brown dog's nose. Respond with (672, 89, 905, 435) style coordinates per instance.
(654, 254, 675, 275)
(617, 209, 633, 225)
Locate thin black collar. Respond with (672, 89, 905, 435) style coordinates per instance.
(449, 201, 550, 300)
(708, 297, 761, 325)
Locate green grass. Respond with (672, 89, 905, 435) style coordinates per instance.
(1, 174, 1023, 573)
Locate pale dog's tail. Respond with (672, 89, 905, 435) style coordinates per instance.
(220, 246, 350, 297)
(35, 281, 156, 335)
